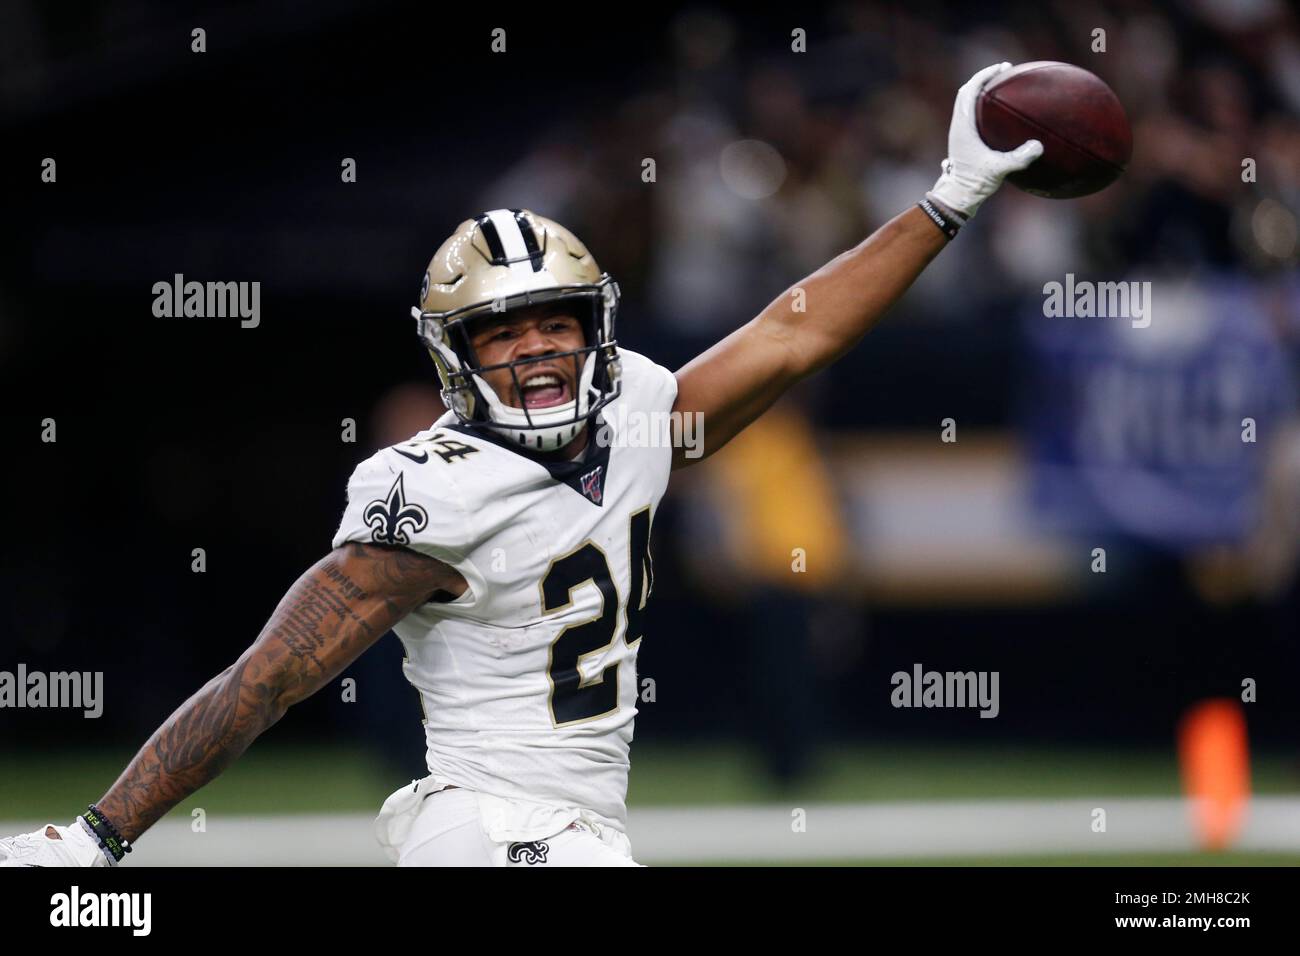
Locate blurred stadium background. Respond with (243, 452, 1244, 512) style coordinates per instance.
(2, 0, 1298, 864)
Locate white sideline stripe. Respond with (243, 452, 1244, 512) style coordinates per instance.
(629, 797, 1300, 861)
(5, 797, 1299, 865)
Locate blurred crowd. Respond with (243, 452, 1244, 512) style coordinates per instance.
(465, 0, 1300, 779)
(474, 1, 1300, 365)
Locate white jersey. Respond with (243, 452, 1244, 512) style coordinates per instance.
(332, 348, 677, 838)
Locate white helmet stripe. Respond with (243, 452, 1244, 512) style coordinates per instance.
(484, 208, 534, 276)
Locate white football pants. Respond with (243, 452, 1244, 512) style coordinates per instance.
(395, 787, 641, 867)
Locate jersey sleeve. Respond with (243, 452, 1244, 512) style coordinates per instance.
(331, 448, 478, 567)
(617, 347, 679, 416)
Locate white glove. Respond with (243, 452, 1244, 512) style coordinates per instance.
(928, 62, 1044, 220)
(0, 819, 113, 867)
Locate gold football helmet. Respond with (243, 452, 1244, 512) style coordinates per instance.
(411, 209, 621, 451)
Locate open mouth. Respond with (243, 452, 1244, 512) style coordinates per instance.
(518, 372, 572, 409)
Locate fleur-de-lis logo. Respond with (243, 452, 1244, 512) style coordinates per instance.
(364, 474, 428, 546)
(506, 840, 550, 865)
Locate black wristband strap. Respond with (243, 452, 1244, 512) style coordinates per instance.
(917, 196, 962, 239)
(76, 817, 118, 866)
(83, 804, 132, 862)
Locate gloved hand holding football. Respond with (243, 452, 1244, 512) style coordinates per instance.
(928, 62, 1044, 221)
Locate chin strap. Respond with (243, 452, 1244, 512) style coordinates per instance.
(482, 413, 589, 453)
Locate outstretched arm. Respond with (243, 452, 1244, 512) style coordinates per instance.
(670, 62, 1042, 469)
(671, 205, 947, 468)
(98, 542, 461, 842)
(0, 541, 462, 866)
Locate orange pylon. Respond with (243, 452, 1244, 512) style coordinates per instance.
(1177, 699, 1250, 850)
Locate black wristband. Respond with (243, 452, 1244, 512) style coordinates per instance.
(83, 804, 132, 861)
(917, 196, 962, 239)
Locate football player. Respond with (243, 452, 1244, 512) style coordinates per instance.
(1, 64, 1040, 867)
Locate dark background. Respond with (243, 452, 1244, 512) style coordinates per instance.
(1, 0, 1297, 783)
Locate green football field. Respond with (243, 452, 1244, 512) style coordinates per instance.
(3, 742, 1298, 865)
(5, 741, 1299, 813)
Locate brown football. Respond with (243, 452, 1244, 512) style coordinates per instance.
(976, 61, 1132, 199)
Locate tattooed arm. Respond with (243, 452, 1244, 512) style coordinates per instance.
(95, 542, 464, 843)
